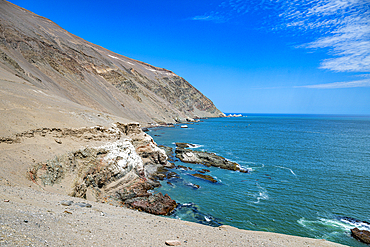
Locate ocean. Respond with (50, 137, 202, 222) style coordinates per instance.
(150, 114, 370, 247)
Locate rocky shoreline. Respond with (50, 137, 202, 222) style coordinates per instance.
(0, 121, 349, 246)
(25, 122, 179, 216)
(17, 122, 254, 218)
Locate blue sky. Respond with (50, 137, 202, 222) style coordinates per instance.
(9, 0, 370, 114)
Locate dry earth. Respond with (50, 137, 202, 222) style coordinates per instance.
(0, 184, 346, 247)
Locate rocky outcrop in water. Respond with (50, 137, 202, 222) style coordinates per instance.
(190, 173, 218, 183)
(351, 228, 370, 244)
(28, 123, 177, 215)
(175, 143, 248, 173)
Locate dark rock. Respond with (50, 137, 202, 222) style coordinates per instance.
(149, 166, 179, 181)
(175, 148, 243, 172)
(191, 173, 217, 183)
(125, 192, 177, 215)
(166, 171, 179, 179)
(151, 166, 170, 181)
(176, 165, 193, 171)
(175, 143, 191, 148)
(198, 169, 210, 174)
(351, 228, 370, 244)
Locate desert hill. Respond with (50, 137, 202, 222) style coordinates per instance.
(0, 0, 223, 137)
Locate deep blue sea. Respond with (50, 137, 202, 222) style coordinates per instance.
(150, 114, 370, 247)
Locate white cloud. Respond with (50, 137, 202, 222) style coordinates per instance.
(191, 12, 228, 23)
(296, 79, 370, 89)
(191, 0, 370, 73)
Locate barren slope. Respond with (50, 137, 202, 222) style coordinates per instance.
(0, 0, 224, 138)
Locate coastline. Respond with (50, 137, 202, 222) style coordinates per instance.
(0, 120, 348, 246)
(0, 184, 346, 246)
(0, 1, 360, 245)
(147, 116, 370, 247)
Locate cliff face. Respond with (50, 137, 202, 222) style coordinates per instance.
(0, 0, 224, 135)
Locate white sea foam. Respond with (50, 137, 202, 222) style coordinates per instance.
(253, 183, 269, 204)
(213, 176, 222, 183)
(243, 162, 264, 171)
(298, 217, 370, 232)
(339, 218, 370, 230)
(188, 143, 203, 149)
(239, 165, 252, 172)
(275, 165, 297, 177)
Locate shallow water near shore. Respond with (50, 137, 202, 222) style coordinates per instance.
(151, 114, 370, 247)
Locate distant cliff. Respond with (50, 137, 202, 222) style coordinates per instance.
(0, 0, 224, 134)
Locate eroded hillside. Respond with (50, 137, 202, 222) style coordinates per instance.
(0, 0, 224, 137)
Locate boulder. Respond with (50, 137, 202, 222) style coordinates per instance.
(191, 173, 217, 183)
(175, 142, 191, 148)
(351, 228, 370, 244)
(125, 192, 177, 215)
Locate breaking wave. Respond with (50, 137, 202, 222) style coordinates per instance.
(298, 216, 370, 233)
(253, 182, 269, 204)
(274, 165, 297, 177)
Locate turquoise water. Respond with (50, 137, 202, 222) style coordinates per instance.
(150, 114, 370, 247)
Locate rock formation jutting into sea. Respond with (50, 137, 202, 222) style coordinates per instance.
(0, 0, 223, 215)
